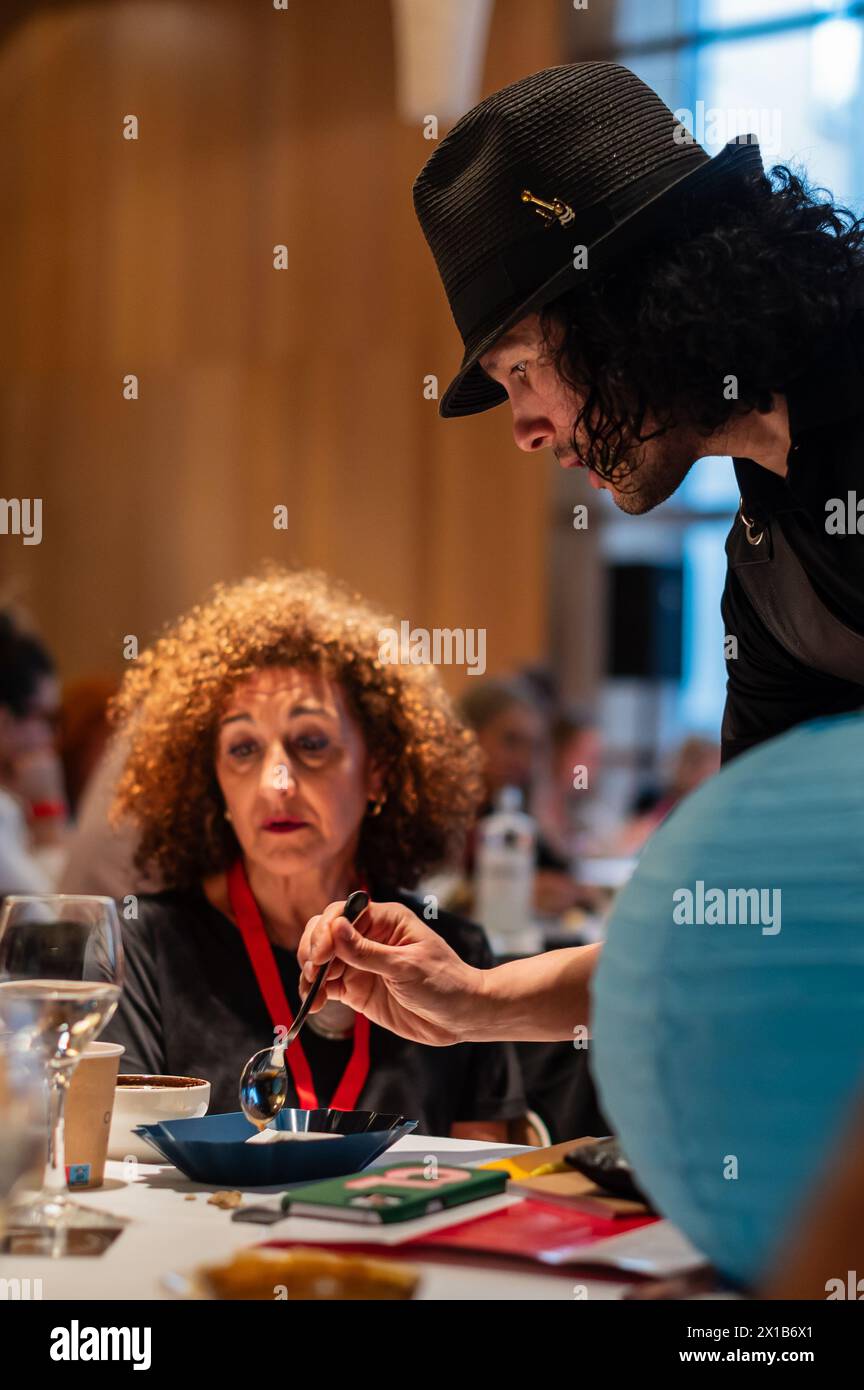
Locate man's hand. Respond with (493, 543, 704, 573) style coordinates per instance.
(298, 900, 487, 1046)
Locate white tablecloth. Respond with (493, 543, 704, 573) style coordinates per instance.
(0, 1134, 636, 1301)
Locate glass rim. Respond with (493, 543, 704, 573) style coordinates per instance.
(1, 894, 118, 908)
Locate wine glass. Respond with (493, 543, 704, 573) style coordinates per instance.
(0, 1044, 47, 1243)
(0, 895, 124, 1251)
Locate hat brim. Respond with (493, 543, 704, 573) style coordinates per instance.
(439, 138, 765, 419)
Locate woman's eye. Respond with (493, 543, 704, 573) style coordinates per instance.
(295, 734, 329, 756)
(510, 360, 528, 379)
(228, 740, 258, 760)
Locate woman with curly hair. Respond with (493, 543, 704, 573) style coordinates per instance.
(100, 569, 525, 1135)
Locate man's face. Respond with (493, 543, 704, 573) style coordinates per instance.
(476, 702, 545, 799)
(0, 674, 60, 766)
(478, 313, 701, 514)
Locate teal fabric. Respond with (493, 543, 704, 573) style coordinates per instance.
(592, 711, 864, 1287)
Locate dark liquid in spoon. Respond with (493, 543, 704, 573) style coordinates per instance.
(243, 1066, 288, 1129)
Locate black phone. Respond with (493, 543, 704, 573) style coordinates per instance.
(564, 1136, 653, 1207)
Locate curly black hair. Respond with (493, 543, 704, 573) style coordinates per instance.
(541, 165, 864, 485)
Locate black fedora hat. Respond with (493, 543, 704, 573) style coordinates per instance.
(413, 62, 764, 418)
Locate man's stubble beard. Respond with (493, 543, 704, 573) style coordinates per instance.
(600, 429, 702, 515)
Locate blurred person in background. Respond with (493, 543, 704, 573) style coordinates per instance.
(0, 610, 69, 897)
(458, 675, 586, 917)
(57, 675, 151, 901)
(459, 676, 587, 917)
(612, 735, 720, 856)
(459, 676, 546, 811)
(56, 675, 118, 816)
(456, 682, 608, 1137)
(532, 704, 619, 864)
(58, 730, 162, 900)
(101, 569, 525, 1137)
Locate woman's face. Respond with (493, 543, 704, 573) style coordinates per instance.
(214, 667, 381, 879)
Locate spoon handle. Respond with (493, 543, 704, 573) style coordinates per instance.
(286, 890, 369, 1044)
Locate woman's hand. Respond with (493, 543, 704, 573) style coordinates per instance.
(298, 900, 487, 1046)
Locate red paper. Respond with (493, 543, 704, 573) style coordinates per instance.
(264, 1200, 656, 1268)
(402, 1199, 656, 1265)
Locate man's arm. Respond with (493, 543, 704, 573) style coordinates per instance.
(299, 899, 600, 1045)
(468, 945, 601, 1042)
(759, 1096, 864, 1299)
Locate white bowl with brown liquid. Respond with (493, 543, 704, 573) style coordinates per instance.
(108, 1075, 211, 1162)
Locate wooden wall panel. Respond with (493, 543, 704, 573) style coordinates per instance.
(0, 0, 565, 693)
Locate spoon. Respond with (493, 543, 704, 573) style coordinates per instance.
(238, 889, 370, 1129)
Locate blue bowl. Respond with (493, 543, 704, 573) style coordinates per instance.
(133, 1108, 417, 1187)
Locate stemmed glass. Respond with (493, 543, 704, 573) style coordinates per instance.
(0, 895, 124, 1251)
(0, 1044, 46, 1243)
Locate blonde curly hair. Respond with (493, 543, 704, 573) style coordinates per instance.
(111, 568, 485, 890)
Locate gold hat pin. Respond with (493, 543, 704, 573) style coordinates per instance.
(521, 189, 575, 228)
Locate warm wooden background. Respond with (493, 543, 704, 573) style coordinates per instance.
(0, 0, 569, 692)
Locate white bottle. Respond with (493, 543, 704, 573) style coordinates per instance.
(475, 786, 539, 956)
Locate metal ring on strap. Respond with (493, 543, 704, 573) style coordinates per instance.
(739, 497, 765, 546)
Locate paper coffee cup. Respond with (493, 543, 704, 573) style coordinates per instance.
(64, 1041, 124, 1190)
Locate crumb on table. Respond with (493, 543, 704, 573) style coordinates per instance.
(208, 1190, 243, 1210)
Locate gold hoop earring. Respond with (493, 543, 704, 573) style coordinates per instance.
(367, 797, 384, 818)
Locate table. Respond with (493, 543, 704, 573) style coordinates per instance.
(0, 1135, 637, 1301)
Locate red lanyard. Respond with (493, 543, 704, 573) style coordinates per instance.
(227, 859, 371, 1112)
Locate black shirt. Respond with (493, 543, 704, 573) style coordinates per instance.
(721, 311, 864, 761)
(101, 886, 525, 1135)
